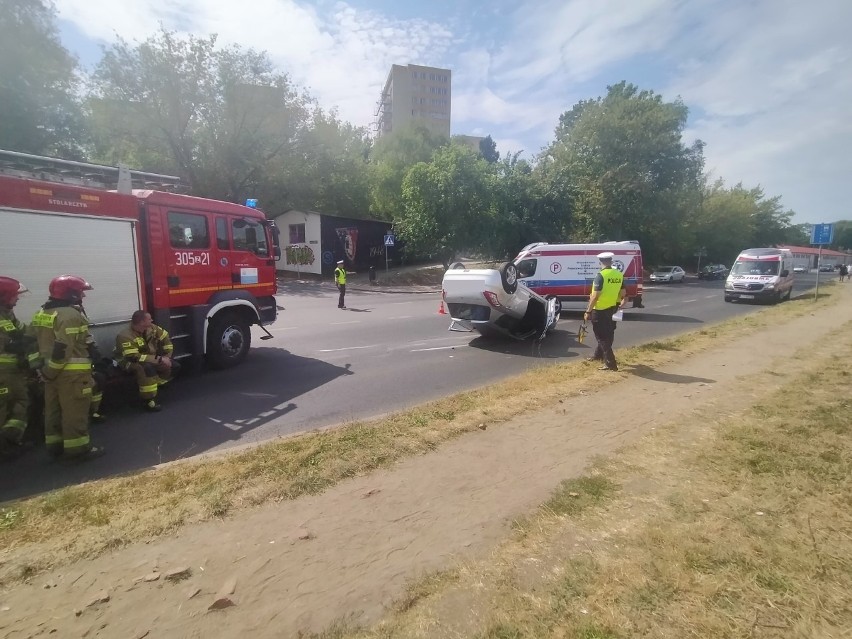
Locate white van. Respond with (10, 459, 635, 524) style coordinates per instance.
(724, 248, 794, 303)
(513, 241, 645, 311)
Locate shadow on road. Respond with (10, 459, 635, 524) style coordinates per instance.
(1, 347, 351, 503)
(468, 328, 588, 359)
(626, 364, 715, 385)
(623, 313, 703, 324)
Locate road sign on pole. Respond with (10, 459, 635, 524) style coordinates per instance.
(384, 234, 395, 247)
(810, 223, 833, 245)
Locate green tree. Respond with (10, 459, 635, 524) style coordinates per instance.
(478, 135, 500, 163)
(543, 82, 704, 264)
(830, 221, 852, 250)
(88, 28, 310, 207)
(0, 0, 86, 156)
(398, 145, 493, 267)
(283, 108, 372, 218)
(369, 124, 448, 221)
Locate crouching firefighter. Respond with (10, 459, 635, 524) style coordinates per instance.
(0, 277, 39, 457)
(115, 310, 180, 412)
(30, 275, 105, 461)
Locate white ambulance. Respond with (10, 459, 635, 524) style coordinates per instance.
(724, 248, 794, 303)
(513, 241, 645, 311)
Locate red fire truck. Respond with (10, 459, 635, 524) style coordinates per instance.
(0, 150, 280, 371)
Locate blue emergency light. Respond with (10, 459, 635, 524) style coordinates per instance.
(245, 198, 258, 208)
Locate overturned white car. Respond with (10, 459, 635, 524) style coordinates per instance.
(441, 262, 561, 340)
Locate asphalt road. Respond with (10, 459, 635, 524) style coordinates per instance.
(1, 273, 822, 501)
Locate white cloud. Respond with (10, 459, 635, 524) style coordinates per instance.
(54, 0, 453, 131)
(665, 0, 852, 222)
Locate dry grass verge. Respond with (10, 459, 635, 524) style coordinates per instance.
(0, 287, 842, 588)
(313, 311, 852, 638)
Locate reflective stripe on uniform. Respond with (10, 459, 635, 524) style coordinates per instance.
(63, 435, 91, 449)
(0, 387, 8, 395)
(0, 319, 16, 331)
(45, 434, 63, 445)
(2, 419, 25, 432)
(0, 355, 18, 367)
(139, 383, 158, 394)
(31, 311, 57, 327)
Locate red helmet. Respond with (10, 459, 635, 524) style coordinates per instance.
(49, 275, 93, 302)
(0, 276, 27, 306)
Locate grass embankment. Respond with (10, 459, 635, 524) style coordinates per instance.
(312, 306, 852, 637)
(0, 287, 844, 590)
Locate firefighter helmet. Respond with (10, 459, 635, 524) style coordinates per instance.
(49, 275, 93, 302)
(0, 276, 27, 306)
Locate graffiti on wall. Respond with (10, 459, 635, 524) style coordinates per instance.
(285, 244, 316, 266)
(335, 227, 358, 261)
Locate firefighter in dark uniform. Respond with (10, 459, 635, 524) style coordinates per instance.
(334, 259, 347, 309)
(114, 310, 179, 412)
(0, 277, 38, 456)
(583, 252, 627, 372)
(30, 275, 105, 460)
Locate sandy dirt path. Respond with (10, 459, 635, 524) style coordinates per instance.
(2, 290, 850, 638)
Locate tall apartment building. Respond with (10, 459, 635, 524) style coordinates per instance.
(374, 64, 451, 138)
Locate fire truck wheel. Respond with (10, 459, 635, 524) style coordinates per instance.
(208, 313, 252, 369)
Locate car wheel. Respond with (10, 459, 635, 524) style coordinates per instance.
(553, 297, 562, 316)
(449, 261, 466, 270)
(724, 295, 733, 303)
(499, 262, 518, 294)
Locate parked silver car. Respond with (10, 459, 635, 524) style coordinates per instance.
(441, 262, 560, 340)
(649, 265, 686, 283)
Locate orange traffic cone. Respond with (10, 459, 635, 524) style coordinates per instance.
(438, 300, 447, 315)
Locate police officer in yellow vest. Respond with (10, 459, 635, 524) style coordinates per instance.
(583, 252, 627, 372)
(334, 259, 347, 309)
(0, 277, 39, 456)
(30, 275, 105, 460)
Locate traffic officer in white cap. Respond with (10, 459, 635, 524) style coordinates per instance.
(334, 259, 347, 309)
(583, 251, 626, 371)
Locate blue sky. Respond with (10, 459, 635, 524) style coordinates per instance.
(53, 0, 851, 225)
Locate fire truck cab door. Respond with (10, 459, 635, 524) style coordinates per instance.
(216, 215, 273, 292)
(164, 210, 218, 306)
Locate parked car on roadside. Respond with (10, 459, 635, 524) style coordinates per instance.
(793, 265, 807, 273)
(441, 262, 560, 340)
(698, 264, 729, 280)
(819, 264, 834, 272)
(649, 265, 686, 283)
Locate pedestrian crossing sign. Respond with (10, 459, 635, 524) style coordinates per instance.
(384, 234, 395, 247)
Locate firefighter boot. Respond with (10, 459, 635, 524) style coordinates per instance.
(143, 398, 162, 412)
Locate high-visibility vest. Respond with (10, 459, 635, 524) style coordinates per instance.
(334, 267, 347, 285)
(593, 268, 624, 310)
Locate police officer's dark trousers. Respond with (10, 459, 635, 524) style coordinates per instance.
(590, 306, 618, 370)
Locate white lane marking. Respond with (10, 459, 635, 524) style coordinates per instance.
(388, 315, 414, 320)
(330, 320, 360, 325)
(268, 326, 297, 332)
(657, 304, 670, 308)
(411, 344, 468, 352)
(683, 299, 698, 303)
(705, 294, 717, 298)
(318, 344, 379, 352)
